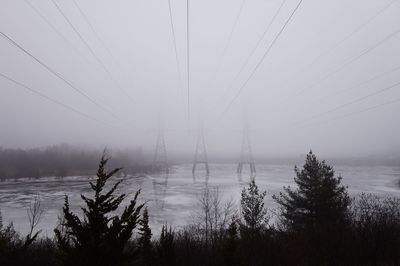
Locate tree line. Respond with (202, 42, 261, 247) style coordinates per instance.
(1, 151, 400, 265)
(0, 144, 151, 180)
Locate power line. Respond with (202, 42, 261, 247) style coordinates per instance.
(277, 0, 398, 103)
(0, 31, 117, 119)
(187, 0, 190, 127)
(22, 0, 92, 66)
(0, 72, 107, 125)
(219, 0, 303, 118)
(312, 64, 400, 105)
(298, 80, 400, 125)
(288, 26, 400, 100)
(71, 0, 118, 65)
(305, 0, 398, 71)
(301, 96, 400, 129)
(167, 0, 184, 99)
(208, 0, 246, 86)
(218, 0, 286, 102)
(50, 0, 134, 103)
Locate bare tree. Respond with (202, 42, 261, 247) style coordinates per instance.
(25, 194, 44, 246)
(193, 186, 236, 245)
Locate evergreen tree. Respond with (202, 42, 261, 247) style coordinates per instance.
(240, 180, 269, 234)
(273, 151, 351, 230)
(157, 225, 175, 266)
(138, 207, 152, 265)
(223, 217, 240, 266)
(226, 217, 238, 242)
(54, 153, 144, 266)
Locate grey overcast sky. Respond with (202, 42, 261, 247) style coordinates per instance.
(1, 0, 400, 158)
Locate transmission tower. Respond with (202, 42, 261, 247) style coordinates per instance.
(237, 127, 256, 178)
(152, 125, 169, 175)
(192, 127, 210, 176)
(152, 174, 168, 210)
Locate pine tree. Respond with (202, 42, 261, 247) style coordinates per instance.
(138, 207, 152, 265)
(240, 180, 269, 234)
(273, 151, 351, 230)
(54, 152, 145, 266)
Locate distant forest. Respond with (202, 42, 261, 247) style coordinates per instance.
(0, 144, 152, 180)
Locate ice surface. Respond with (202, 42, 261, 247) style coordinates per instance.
(0, 164, 399, 236)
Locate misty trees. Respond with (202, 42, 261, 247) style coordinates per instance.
(54, 153, 144, 266)
(240, 180, 269, 234)
(273, 151, 351, 230)
(0, 144, 151, 180)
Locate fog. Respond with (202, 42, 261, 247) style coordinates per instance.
(1, 0, 400, 159)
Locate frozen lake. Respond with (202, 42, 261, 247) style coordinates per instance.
(0, 163, 399, 236)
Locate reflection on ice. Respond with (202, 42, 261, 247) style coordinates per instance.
(0, 163, 399, 236)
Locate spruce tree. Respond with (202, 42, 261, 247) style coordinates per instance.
(138, 207, 152, 265)
(273, 151, 351, 230)
(240, 180, 269, 234)
(54, 152, 145, 266)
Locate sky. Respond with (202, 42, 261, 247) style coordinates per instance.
(1, 0, 400, 158)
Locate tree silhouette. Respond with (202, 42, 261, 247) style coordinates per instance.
(54, 152, 144, 266)
(240, 180, 269, 234)
(138, 207, 153, 265)
(157, 225, 175, 266)
(273, 151, 351, 230)
(223, 217, 240, 266)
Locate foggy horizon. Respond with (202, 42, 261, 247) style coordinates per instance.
(1, 0, 400, 158)
(1, 2, 400, 264)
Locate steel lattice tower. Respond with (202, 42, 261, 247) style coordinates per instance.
(237, 126, 256, 178)
(152, 125, 169, 175)
(152, 174, 168, 210)
(192, 127, 210, 176)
